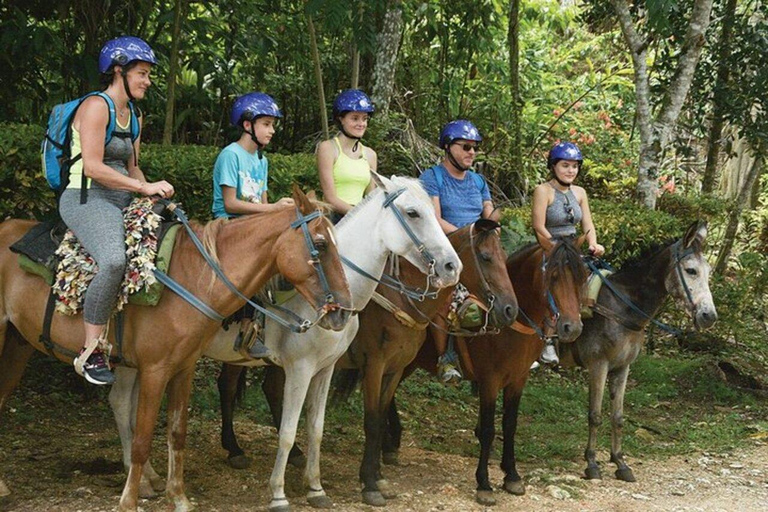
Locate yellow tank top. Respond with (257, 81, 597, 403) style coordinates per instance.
(332, 137, 371, 205)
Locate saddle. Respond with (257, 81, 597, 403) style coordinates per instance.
(10, 198, 181, 310)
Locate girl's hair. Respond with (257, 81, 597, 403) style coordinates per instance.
(100, 61, 140, 88)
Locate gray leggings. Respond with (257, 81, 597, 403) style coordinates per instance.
(59, 188, 132, 325)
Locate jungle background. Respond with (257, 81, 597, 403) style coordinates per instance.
(0, 0, 767, 509)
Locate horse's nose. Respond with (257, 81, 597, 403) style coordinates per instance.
(697, 308, 718, 329)
(445, 261, 457, 273)
(503, 304, 517, 323)
(559, 319, 583, 342)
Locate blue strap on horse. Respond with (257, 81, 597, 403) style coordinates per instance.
(155, 200, 326, 333)
(339, 255, 436, 302)
(585, 256, 683, 336)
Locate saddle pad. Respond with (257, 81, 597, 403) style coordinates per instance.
(17, 221, 181, 307)
(581, 268, 613, 319)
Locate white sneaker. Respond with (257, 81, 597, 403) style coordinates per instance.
(530, 361, 541, 371)
(539, 342, 559, 365)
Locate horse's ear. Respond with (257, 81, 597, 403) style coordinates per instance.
(684, 220, 707, 248)
(576, 231, 589, 249)
(475, 218, 500, 232)
(370, 171, 385, 189)
(292, 184, 313, 214)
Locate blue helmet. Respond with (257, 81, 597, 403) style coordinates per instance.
(547, 141, 583, 169)
(332, 89, 375, 118)
(439, 120, 482, 149)
(230, 92, 283, 127)
(98, 36, 157, 74)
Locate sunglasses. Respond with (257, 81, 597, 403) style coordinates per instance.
(453, 143, 479, 152)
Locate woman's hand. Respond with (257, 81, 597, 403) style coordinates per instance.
(140, 180, 175, 198)
(589, 243, 605, 257)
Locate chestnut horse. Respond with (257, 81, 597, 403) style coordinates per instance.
(388, 237, 586, 506)
(0, 187, 352, 512)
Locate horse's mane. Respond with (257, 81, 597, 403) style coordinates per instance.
(613, 236, 702, 273)
(544, 238, 587, 289)
(336, 176, 433, 229)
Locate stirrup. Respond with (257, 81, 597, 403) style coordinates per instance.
(74, 325, 112, 377)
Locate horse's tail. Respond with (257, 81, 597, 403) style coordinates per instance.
(234, 367, 248, 407)
(332, 368, 361, 403)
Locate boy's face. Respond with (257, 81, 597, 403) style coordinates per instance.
(247, 116, 277, 146)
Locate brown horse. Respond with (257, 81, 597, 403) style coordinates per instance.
(0, 187, 352, 512)
(388, 238, 586, 506)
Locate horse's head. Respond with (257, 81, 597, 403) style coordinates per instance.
(451, 219, 517, 327)
(371, 173, 461, 288)
(273, 185, 353, 331)
(542, 237, 587, 342)
(664, 221, 717, 330)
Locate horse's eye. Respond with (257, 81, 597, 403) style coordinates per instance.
(685, 268, 697, 276)
(480, 252, 492, 262)
(406, 209, 420, 219)
(314, 236, 327, 250)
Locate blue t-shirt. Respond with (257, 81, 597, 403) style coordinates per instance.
(212, 142, 269, 219)
(420, 164, 491, 228)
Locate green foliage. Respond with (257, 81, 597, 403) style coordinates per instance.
(0, 123, 319, 221)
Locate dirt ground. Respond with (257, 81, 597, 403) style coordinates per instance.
(1, 398, 767, 512)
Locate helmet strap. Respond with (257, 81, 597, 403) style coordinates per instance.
(552, 175, 572, 188)
(339, 126, 361, 152)
(247, 123, 265, 160)
(445, 146, 469, 172)
(121, 70, 135, 102)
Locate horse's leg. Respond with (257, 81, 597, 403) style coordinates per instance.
(110, 366, 164, 498)
(164, 366, 195, 512)
(608, 365, 636, 482)
(217, 363, 251, 469)
(303, 365, 334, 509)
(381, 395, 402, 466)
(269, 364, 313, 512)
(0, 324, 35, 497)
(359, 360, 387, 507)
(374, 371, 403, 501)
(475, 379, 499, 506)
(263, 366, 306, 468)
(500, 386, 525, 496)
(584, 360, 609, 480)
(118, 370, 168, 512)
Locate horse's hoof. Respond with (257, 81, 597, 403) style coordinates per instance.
(585, 466, 602, 480)
(150, 475, 166, 492)
(139, 480, 158, 499)
(376, 479, 397, 499)
(173, 497, 195, 512)
(0, 479, 10, 497)
(362, 490, 387, 507)
(269, 499, 291, 512)
(288, 452, 307, 469)
(382, 452, 399, 466)
(503, 479, 525, 495)
(476, 489, 496, 506)
(227, 454, 252, 470)
(615, 468, 636, 482)
(307, 494, 333, 508)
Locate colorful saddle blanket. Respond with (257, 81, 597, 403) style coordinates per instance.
(11, 197, 181, 313)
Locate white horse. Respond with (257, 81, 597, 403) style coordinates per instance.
(109, 174, 462, 510)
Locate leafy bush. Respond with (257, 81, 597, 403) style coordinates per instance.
(0, 123, 320, 221)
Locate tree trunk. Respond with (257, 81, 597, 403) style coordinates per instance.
(701, 0, 738, 194)
(721, 133, 757, 200)
(351, 47, 360, 89)
(507, 0, 522, 195)
(307, 13, 329, 139)
(371, 0, 404, 115)
(611, 0, 714, 209)
(163, 0, 186, 145)
(715, 153, 763, 275)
